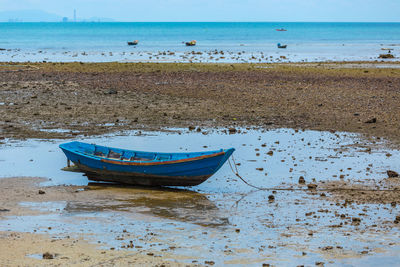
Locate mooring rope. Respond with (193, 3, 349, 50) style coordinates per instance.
(228, 155, 400, 192)
(228, 154, 268, 190)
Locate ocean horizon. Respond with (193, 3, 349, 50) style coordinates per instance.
(1, 22, 399, 62)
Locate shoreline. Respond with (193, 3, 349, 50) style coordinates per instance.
(1, 47, 399, 64)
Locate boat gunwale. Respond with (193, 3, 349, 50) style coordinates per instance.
(60, 142, 232, 166)
(99, 151, 226, 166)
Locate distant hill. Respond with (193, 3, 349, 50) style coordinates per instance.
(0, 10, 62, 22)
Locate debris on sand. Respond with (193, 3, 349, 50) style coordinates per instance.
(378, 54, 395, 59)
(352, 217, 362, 225)
(105, 89, 118, 95)
(38, 189, 46, 195)
(387, 170, 399, 178)
(364, 118, 377, 123)
(228, 127, 237, 134)
(307, 183, 317, 190)
(42, 252, 54, 259)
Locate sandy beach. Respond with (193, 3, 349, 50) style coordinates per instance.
(1, 61, 400, 266)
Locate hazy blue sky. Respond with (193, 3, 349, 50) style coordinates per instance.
(1, 0, 399, 22)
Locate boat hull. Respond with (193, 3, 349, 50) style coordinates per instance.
(60, 142, 234, 187)
(76, 164, 211, 186)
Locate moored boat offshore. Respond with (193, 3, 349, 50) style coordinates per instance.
(185, 40, 197, 46)
(127, 40, 139, 45)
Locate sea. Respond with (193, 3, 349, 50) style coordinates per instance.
(0, 22, 399, 63)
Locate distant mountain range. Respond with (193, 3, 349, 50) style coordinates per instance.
(0, 9, 115, 22)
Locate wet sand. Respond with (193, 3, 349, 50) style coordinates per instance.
(0, 231, 190, 267)
(0, 178, 199, 266)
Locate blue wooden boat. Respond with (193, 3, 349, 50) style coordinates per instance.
(59, 141, 235, 187)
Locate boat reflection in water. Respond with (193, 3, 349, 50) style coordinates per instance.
(64, 183, 229, 227)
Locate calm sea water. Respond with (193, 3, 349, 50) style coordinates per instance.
(0, 22, 399, 62)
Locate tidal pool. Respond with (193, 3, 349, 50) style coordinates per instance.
(1, 128, 400, 266)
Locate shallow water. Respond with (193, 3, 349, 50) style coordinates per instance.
(1, 22, 399, 63)
(1, 128, 400, 265)
(1, 128, 398, 189)
(0, 45, 397, 63)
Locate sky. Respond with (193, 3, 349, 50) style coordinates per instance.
(0, 0, 399, 22)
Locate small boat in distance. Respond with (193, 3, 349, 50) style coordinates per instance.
(60, 141, 235, 187)
(127, 40, 139, 46)
(276, 28, 287, 31)
(185, 40, 197, 46)
(277, 43, 287, 49)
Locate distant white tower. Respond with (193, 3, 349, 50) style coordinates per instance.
(73, 9, 76, 22)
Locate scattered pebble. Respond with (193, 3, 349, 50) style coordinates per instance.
(387, 170, 399, 178)
(42, 252, 54, 259)
(228, 127, 237, 133)
(307, 184, 317, 190)
(364, 118, 377, 124)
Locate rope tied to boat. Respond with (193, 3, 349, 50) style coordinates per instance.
(228, 154, 268, 190)
(228, 155, 400, 192)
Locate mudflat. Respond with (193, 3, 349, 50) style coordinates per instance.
(1, 62, 400, 266)
(0, 62, 399, 144)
